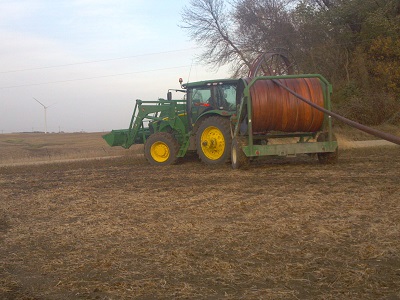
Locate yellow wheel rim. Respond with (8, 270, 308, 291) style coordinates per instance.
(150, 141, 170, 163)
(200, 126, 225, 160)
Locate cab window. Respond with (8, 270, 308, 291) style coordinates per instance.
(191, 87, 211, 106)
(216, 84, 236, 110)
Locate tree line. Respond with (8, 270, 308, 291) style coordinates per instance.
(181, 0, 400, 125)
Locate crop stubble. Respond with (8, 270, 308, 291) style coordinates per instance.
(0, 143, 399, 299)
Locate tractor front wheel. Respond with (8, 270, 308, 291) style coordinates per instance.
(196, 116, 231, 165)
(144, 132, 180, 166)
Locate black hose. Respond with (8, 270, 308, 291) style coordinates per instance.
(272, 79, 400, 145)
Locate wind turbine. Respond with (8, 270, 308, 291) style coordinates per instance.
(33, 97, 54, 134)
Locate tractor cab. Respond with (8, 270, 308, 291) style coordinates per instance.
(182, 79, 238, 128)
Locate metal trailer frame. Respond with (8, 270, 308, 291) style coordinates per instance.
(233, 74, 338, 158)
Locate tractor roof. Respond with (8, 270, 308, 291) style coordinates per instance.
(182, 78, 238, 89)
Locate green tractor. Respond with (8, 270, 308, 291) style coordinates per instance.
(103, 73, 340, 167)
(103, 78, 239, 165)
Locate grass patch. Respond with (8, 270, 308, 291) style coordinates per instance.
(4, 139, 25, 144)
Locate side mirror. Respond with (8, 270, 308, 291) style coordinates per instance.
(167, 91, 172, 101)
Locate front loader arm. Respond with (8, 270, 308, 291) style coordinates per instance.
(103, 99, 187, 149)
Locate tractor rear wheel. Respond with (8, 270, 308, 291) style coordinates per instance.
(196, 116, 231, 165)
(317, 132, 338, 164)
(144, 132, 180, 166)
(231, 137, 249, 169)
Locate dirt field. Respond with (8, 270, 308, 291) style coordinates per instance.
(0, 132, 399, 299)
(0, 132, 125, 166)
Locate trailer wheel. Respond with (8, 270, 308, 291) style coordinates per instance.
(317, 132, 338, 164)
(231, 137, 249, 169)
(196, 116, 231, 164)
(144, 132, 179, 165)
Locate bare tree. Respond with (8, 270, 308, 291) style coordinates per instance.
(233, 0, 297, 53)
(181, 0, 298, 76)
(303, 0, 335, 10)
(315, 0, 333, 9)
(181, 0, 251, 74)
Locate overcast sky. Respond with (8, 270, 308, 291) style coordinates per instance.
(0, 0, 230, 133)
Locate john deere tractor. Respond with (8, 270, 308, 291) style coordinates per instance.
(103, 51, 344, 167)
(103, 78, 239, 165)
(103, 73, 343, 168)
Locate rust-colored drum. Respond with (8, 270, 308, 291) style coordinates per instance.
(250, 78, 325, 133)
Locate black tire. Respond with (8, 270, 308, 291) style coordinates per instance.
(317, 132, 338, 164)
(144, 132, 180, 166)
(231, 137, 249, 169)
(196, 116, 231, 165)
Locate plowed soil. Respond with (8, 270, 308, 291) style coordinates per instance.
(0, 133, 399, 299)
